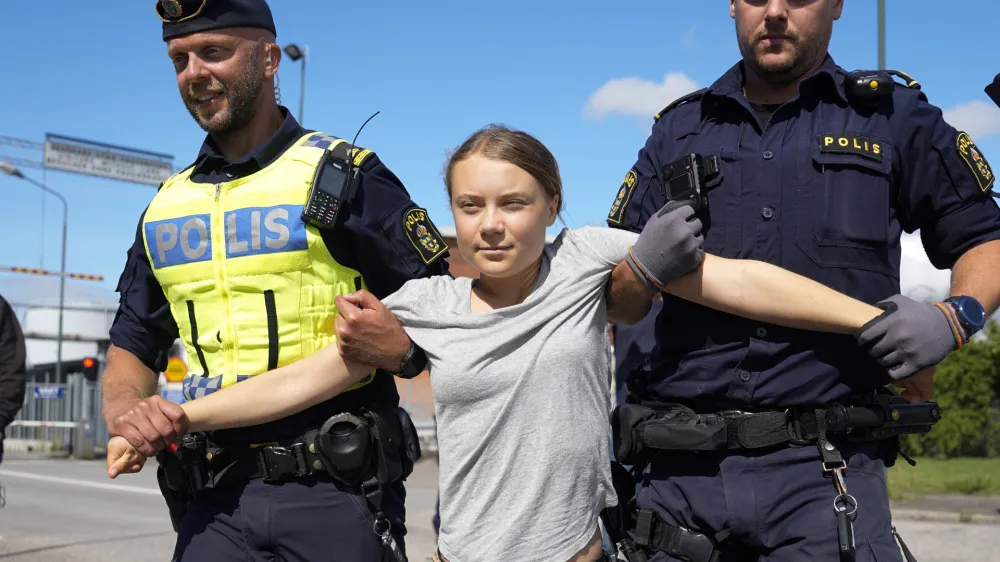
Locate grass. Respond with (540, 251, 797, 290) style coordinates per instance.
(887, 457, 1000, 501)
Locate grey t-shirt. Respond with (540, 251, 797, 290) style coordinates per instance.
(382, 226, 640, 562)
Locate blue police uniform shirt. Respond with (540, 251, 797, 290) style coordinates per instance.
(612, 299, 661, 405)
(109, 106, 451, 441)
(608, 55, 1000, 409)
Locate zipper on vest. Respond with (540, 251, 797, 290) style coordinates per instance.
(212, 182, 238, 386)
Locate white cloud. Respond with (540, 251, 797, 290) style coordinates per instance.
(583, 72, 701, 121)
(942, 99, 1000, 140)
(899, 231, 951, 301)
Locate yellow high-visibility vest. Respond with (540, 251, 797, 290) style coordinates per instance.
(142, 132, 377, 397)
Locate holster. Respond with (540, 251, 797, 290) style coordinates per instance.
(612, 402, 735, 467)
(155, 448, 193, 532)
(311, 405, 420, 491)
(601, 460, 724, 562)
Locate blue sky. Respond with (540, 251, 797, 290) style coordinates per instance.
(2, 0, 999, 307)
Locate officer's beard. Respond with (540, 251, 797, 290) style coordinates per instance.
(184, 48, 264, 136)
(740, 26, 830, 86)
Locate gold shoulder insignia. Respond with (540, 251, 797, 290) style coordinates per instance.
(301, 133, 377, 168)
(403, 207, 449, 264)
(956, 131, 995, 192)
(330, 143, 375, 169)
(607, 169, 639, 225)
(654, 88, 708, 123)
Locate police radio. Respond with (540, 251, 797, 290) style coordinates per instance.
(301, 111, 380, 230)
(658, 153, 719, 214)
(843, 69, 919, 108)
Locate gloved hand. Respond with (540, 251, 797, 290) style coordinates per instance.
(625, 202, 704, 292)
(855, 294, 962, 380)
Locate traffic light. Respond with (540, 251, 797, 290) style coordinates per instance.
(81, 356, 98, 381)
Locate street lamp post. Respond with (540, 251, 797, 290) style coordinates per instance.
(283, 43, 308, 124)
(1, 161, 68, 382)
(877, 0, 886, 70)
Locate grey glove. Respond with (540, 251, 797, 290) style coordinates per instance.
(625, 202, 704, 291)
(855, 294, 961, 380)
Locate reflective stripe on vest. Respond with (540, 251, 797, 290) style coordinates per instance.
(142, 131, 376, 398)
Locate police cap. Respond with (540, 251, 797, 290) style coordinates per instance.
(157, 0, 277, 42)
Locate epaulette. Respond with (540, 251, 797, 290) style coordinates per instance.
(330, 140, 375, 169)
(300, 132, 376, 169)
(654, 88, 708, 123)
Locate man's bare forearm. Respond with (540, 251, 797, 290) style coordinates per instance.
(101, 344, 159, 428)
(606, 260, 657, 325)
(949, 239, 1000, 315)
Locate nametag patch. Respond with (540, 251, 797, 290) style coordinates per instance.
(818, 134, 883, 162)
(403, 207, 448, 264)
(145, 213, 214, 269)
(956, 131, 995, 192)
(607, 169, 638, 225)
(224, 204, 308, 259)
(145, 205, 309, 269)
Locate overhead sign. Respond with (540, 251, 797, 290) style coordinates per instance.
(164, 357, 188, 383)
(43, 133, 174, 187)
(34, 386, 65, 399)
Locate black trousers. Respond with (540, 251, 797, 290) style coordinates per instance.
(172, 473, 407, 562)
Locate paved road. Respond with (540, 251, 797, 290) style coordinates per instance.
(0, 456, 438, 561)
(0, 456, 997, 561)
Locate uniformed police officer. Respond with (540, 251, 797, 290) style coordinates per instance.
(101, 1, 450, 560)
(0, 294, 27, 468)
(605, 1, 1000, 561)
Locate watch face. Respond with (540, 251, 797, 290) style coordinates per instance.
(956, 297, 987, 328)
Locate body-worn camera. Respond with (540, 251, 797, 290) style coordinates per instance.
(659, 153, 720, 213)
(302, 150, 362, 230)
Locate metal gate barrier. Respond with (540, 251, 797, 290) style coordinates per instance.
(6, 373, 107, 458)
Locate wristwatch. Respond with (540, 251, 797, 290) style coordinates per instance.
(392, 341, 427, 379)
(943, 296, 987, 341)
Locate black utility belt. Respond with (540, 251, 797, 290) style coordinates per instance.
(612, 392, 941, 465)
(159, 405, 421, 495)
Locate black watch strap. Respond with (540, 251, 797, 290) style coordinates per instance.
(393, 341, 426, 379)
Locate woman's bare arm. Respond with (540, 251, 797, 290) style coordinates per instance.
(663, 254, 882, 333)
(180, 345, 375, 433)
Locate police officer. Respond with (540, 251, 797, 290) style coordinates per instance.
(0, 294, 27, 467)
(101, 1, 450, 560)
(605, 1, 1000, 561)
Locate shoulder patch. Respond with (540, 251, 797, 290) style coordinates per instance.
(956, 131, 995, 192)
(607, 169, 638, 225)
(403, 207, 449, 264)
(655, 88, 708, 122)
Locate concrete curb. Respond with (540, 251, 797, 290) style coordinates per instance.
(892, 508, 1000, 525)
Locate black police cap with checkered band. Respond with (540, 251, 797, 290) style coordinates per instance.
(157, 0, 276, 42)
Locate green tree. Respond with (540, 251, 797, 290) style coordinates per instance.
(903, 320, 1000, 458)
